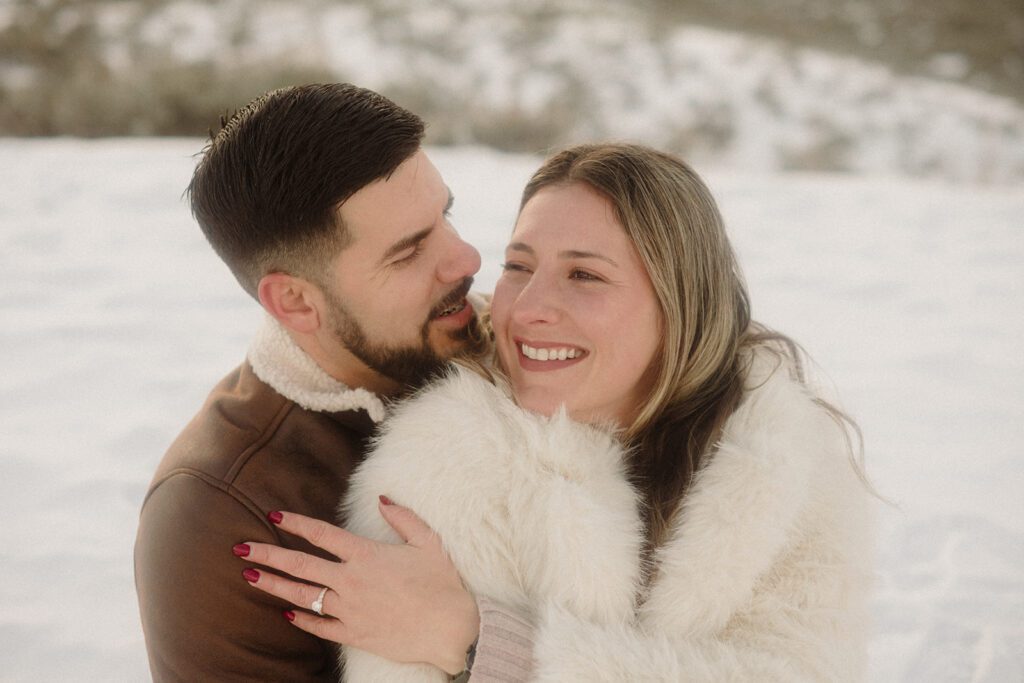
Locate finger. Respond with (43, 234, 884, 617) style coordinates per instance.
(268, 510, 365, 560)
(242, 567, 339, 617)
(378, 496, 439, 548)
(284, 608, 352, 645)
(238, 541, 339, 585)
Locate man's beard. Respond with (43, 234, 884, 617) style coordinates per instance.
(322, 277, 478, 390)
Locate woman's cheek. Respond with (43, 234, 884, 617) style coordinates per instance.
(489, 285, 513, 370)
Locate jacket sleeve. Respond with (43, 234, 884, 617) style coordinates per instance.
(529, 605, 855, 683)
(135, 471, 336, 682)
(468, 598, 536, 682)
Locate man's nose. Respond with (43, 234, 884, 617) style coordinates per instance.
(438, 233, 481, 283)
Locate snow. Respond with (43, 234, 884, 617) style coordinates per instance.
(1, 138, 1022, 681)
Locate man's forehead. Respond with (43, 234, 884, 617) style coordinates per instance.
(335, 153, 448, 251)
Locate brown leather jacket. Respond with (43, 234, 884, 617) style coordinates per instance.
(134, 361, 375, 681)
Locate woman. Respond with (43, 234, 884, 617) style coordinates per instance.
(240, 143, 873, 681)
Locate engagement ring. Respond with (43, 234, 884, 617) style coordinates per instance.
(311, 586, 328, 616)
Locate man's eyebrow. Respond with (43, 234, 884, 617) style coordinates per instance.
(380, 226, 433, 264)
(506, 242, 619, 267)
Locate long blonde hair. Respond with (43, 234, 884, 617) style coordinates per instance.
(520, 143, 772, 550)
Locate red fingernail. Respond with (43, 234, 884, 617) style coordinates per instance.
(267, 511, 283, 524)
(379, 495, 394, 506)
(283, 610, 296, 622)
(232, 543, 251, 557)
(243, 568, 260, 583)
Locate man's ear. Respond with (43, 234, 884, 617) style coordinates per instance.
(257, 272, 322, 334)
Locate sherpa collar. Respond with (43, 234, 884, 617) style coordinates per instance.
(247, 315, 388, 423)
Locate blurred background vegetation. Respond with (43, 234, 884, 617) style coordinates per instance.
(652, 0, 1023, 99)
(0, 0, 1021, 180)
(2, 0, 1020, 137)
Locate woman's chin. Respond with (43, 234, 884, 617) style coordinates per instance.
(516, 397, 626, 431)
(515, 395, 567, 419)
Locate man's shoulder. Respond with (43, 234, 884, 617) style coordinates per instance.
(147, 362, 286, 487)
(145, 361, 375, 511)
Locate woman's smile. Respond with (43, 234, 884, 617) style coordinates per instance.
(491, 182, 662, 427)
(515, 338, 589, 370)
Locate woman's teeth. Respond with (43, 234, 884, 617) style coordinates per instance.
(520, 343, 581, 361)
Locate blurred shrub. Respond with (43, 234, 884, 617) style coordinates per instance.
(647, 0, 1024, 101)
(1, 0, 1021, 182)
(0, 0, 337, 136)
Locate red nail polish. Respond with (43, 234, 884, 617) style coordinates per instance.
(232, 543, 251, 557)
(379, 495, 394, 506)
(283, 610, 296, 622)
(267, 511, 283, 524)
(243, 568, 260, 583)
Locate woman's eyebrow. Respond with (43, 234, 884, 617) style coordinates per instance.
(560, 249, 618, 267)
(507, 242, 618, 267)
(506, 241, 534, 255)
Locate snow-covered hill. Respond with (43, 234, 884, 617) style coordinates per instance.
(3, 0, 1023, 183)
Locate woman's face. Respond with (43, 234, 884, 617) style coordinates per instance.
(491, 182, 662, 427)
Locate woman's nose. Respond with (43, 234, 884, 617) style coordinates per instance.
(510, 274, 562, 326)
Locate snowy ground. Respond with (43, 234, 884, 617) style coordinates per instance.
(0, 138, 1021, 681)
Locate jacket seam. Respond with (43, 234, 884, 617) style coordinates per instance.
(223, 399, 296, 485)
(142, 468, 277, 534)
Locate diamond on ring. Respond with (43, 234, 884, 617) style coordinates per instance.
(311, 586, 328, 616)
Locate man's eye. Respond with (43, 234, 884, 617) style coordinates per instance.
(394, 243, 425, 266)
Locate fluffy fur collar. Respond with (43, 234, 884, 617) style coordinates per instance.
(247, 315, 388, 422)
(340, 348, 871, 681)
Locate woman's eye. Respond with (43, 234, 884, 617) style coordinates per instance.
(570, 269, 600, 281)
(500, 262, 530, 273)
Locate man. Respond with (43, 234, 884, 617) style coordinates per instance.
(135, 84, 533, 681)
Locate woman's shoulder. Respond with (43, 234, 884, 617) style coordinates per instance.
(359, 364, 628, 501)
(682, 341, 865, 558)
(736, 341, 844, 444)
(343, 363, 636, 560)
(386, 363, 514, 429)
(341, 367, 515, 538)
(642, 343, 872, 638)
(383, 364, 624, 467)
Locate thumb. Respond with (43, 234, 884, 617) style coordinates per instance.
(378, 495, 437, 547)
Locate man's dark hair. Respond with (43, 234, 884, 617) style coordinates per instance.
(187, 83, 425, 298)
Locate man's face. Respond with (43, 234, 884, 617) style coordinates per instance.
(318, 150, 483, 389)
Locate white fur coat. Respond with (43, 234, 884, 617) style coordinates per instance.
(339, 351, 873, 682)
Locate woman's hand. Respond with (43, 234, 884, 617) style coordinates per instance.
(233, 497, 479, 675)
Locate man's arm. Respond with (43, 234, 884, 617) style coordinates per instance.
(135, 471, 335, 682)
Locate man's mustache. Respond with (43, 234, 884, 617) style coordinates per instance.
(430, 276, 474, 318)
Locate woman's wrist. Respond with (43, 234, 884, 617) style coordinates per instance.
(436, 594, 481, 675)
